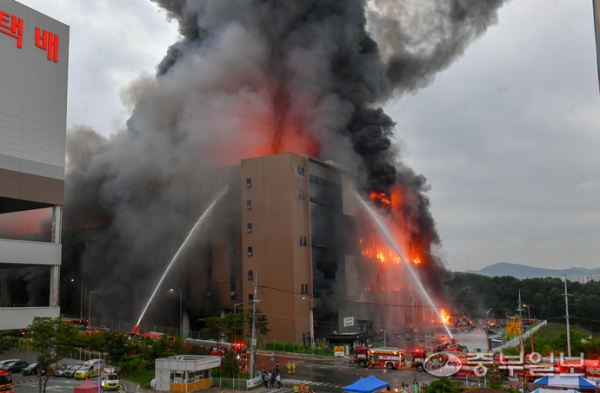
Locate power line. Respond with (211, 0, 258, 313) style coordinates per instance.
(258, 284, 444, 309)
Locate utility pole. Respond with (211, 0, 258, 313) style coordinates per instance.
(249, 272, 260, 378)
(564, 276, 572, 357)
(518, 290, 525, 393)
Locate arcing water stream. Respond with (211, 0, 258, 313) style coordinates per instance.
(136, 187, 228, 326)
(355, 192, 453, 338)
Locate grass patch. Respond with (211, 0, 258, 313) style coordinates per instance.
(120, 369, 155, 389)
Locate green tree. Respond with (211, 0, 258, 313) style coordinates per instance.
(244, 308, 270, 338)
(0, 331, 16, 355)
(423, 377, 455, 393)
(199, 315, 231, 348)
(28, 316, 80, 393)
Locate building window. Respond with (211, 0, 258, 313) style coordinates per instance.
(246, 200, 252, 210)
(247, 223, 252, 233)
(299, 236, 303, 246)
(248, 270, 253, 281)
(298, 189, 302, 198)
(246, 178, 252, 188)
(303, 236, 307, 246)
(247, 246, 253, 257)
(297, 166, 301, 175)
(301, 167, 305, 176)
(249, 294, 254, 305)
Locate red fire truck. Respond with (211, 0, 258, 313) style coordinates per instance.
(0, 370, 14, 393)
(353, 346, 405, 369)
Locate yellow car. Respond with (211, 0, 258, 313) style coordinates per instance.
(101, 373, 120, 391)
(73, 365, 93, 380)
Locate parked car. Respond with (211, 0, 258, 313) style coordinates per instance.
(64, 364, 84, 378)
(54, 365, 71, 378)
(1, 361, 29, 373)
(22, 363, 46, 376)
(0, 359, 20, 368)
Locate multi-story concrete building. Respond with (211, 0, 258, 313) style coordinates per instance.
(0, 0, 69, 330)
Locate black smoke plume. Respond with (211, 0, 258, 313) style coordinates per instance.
(62, 0, 506, 327)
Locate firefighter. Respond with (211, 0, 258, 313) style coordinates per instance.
(287, 361, 291, 374)
(291, 362, 296, 374)
(293, 385, 300, 393)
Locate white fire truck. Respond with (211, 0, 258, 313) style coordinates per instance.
(353, 346, 405, 369)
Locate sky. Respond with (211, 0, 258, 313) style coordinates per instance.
(15, 0, 600, 273)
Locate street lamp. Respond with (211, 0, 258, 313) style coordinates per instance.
(88, 289, 103, 328)
(302, 295, 314, 347)
(170, 289, 183, 337)
(71, 278, 84, 320)
(522, 304, 534, 353)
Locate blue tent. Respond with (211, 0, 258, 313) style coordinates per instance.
(533, 374, 596, 390)
(343, 376, 390, 393)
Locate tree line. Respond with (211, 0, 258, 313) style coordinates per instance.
(443, 273, 600, 332)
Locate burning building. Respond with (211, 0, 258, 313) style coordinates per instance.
(3, 1, 509, 341)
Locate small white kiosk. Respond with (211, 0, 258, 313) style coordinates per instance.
(155, 355, 221, 392)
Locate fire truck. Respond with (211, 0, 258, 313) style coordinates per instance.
(0, 370, 14, 393)
(353, 346, 405, 369)
(184, 338, 247, 356)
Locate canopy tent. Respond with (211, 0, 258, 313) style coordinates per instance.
(74, 378, 100, 393)
(533, 374, 596, 390)
(532, 388, 579, 393)
(343, 376, 390, 393)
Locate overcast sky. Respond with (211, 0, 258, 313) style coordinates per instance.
(16, 0, 600, 273)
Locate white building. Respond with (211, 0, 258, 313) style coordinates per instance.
(154, 355, 221, 392)
(0, 0, 69, 329)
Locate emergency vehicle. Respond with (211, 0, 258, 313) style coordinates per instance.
(353, 346, 404, 369)
(184, 338, 247, 356)
(0, 370, 13, 393)
(100, 368, 120, 391)
(74, 359, 105, 380)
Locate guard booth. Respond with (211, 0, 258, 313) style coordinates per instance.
(155, 355, 221, 392)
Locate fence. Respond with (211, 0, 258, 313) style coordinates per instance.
(211, 377, 250, 390)
(64, 314, 337, 357)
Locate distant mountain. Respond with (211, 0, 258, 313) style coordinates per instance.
(465, 262, 600, 279)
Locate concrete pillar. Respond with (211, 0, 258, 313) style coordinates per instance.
(50, 206, 62, 307)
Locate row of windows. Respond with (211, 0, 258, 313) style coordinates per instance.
(169, 370, 210, 383)
(246, 237, 306, 255)
(246, 271, 309, 300)
(298, 189, 306, 199)
(246, 168, 306, 190)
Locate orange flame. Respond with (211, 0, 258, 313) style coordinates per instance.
(440, 309, 450, 325)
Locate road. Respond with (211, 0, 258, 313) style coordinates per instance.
(275, 357, 439, 393)
(13, 374, 101, 393)
(12, 361, 439, 393)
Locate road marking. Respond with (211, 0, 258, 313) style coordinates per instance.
(282, 379, 342, 388)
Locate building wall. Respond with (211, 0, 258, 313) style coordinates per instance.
(240, 153, 312, 343)
(0, 0, 68, 329)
